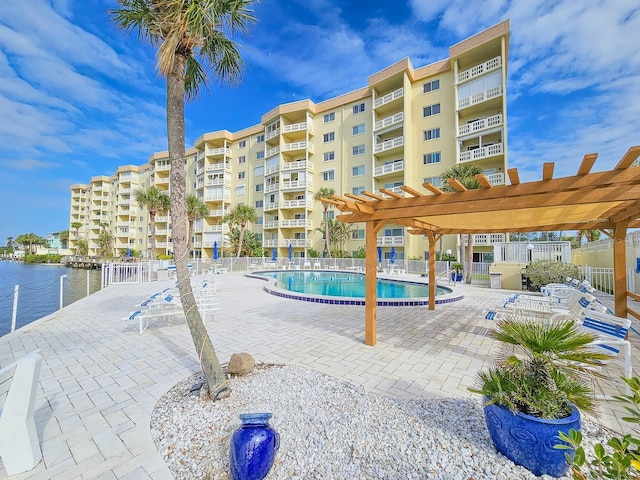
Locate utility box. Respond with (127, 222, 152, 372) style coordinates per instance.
(490, 272, 502, 289)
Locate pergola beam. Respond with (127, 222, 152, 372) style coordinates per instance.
(577, 153, 598, 175)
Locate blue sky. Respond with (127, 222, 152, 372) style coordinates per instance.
(0, 0, 639, 243)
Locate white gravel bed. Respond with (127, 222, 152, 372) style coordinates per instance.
(150, 364, 613, 480)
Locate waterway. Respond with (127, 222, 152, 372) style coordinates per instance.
(0, 261, 102, 336)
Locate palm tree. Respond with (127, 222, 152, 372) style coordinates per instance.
(441, 163, 483, 284)
(314, 187, 336, 257)
(5, 237, 14, 253)
(97, 223, 114, 257)
(223, 204, 258, 257)
(134, 186, 170, 260)
(71, 222, 82, 254)
(59, 230, 69, 249)
(186, 194, 209, 258)
(576, 229, 601, 246)
(110, 0, 257, 397)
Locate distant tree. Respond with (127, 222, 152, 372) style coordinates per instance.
(314, 187, 336, 257)
(186, 194, 209, 257)
(97, 223, 114, 256)
(134, 186, 170, 260)
(441, 163, 483, 284)
(76, 239, 88, 255)
(15, 233, 47, 254)
(226, 226, 260, 257)
(59, 230, 69, 249)
(576, 229, 601, 246)
(5, 237, 14, 253)
(223, 204, 258, 257)
(70, 222, 82, 254)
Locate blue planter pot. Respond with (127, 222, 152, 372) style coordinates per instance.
(451, 273, 463, 282)
(230, 413, 280, 480)
(484, 402, 579, 477)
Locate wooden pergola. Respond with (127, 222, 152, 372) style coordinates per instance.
(327, 146, 640, 346)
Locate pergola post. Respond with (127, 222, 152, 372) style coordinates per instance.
(613, 220, 630, 318)
(427, 232, 437, 310)
(365, 220, 383, 346)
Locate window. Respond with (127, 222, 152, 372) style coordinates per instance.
(254, 165, 264, 176)
(423, 176, 442, 187)
(238, 155, 246, 164)
(323, 151, 335, 162)
(327, 210, 335, 220)
(423, 103, 441, 117)
(323, 132, 335, 143)
(352, 165, 365, 176)
(384, 227, 403, 237)
(352, 186, 365, 196)
(238, 140, 246, 148)
(352, 229, 365, 239)
(423, 152, 441, 164)
(352, 103, 365, 114)
(322, 170, 335, 181)
(256, 134, 264, 143)
(323, 112, 335, 123)
(235, 185, 245, 196)
(255, 200, 263, 208)
(352, 124, 365, 135)
(237, 171, 245, 179)
(423, 128, 441, 141)
(352, 144, 365, 156)
(256, 151, 265, 159)
(423, 79, 440, 93)
(255, 184, 264, 192)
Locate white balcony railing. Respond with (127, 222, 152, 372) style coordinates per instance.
(263, 221, 278, 229)
(284, 141, 313, 152)
(281, 180, 312, 190)
(156, 242, 170, 248)
(281, 238, 312, 247)
(265, 183, 279, 193)
(458, 114, 503, 136)
(282, 160, 312, 171)
(205, 162, 231, 173)
(196, 151, 205, 161)
(374, 87, 404, 108)
(208, 208, 226, 217)
(266, 146, 280, 158)
(458, 143, 504, 163)
(155, 177, 170, 185)
(155, 216, 169, 223)
(486, 172, 505, 185)
(374, 160, 404, 176)
(204, 192, 231, 202)
(206, 146, 232, 157)
(205, 177, 230, 186)
(265, 164, 280, 175)
(264, 202, 279, 211)
(283, 121, 313, 134)
(266, 128, 280, 141)
(155, 229, 169, 235)
(262, 239, 278, 248)
(280, 218, 312, 228)
(458, 86, 502, 109)
(376, 236, 405, 246)
(457, 56, 502, 84)
(374, 112, 404, 131)
(462, 233, 506, 246)
(203, 225, 229, 233)
(374, 136, 404, 154)
(155, 163, 170, 172)
(282, 199, 313, 209)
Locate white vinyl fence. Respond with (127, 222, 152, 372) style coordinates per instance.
(584, 266, 636, 294)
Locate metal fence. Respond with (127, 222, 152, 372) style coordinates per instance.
(584, 266, 636, 294)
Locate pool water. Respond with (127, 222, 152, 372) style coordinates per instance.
(255, 271, 452, 299)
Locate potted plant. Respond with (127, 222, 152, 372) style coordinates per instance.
(470, 316, 610, 477)
(451, 262, 464, 282)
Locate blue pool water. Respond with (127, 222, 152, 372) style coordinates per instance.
(255, 271, 451, 299)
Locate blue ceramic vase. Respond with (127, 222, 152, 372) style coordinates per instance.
(230, 413, 280, 480)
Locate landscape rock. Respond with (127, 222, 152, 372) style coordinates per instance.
(228, 352, 255, 375)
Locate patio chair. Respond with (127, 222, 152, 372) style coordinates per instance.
(313, 261, 321, 270)
(540, 277, 576, 295)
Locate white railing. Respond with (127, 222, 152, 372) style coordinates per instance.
(374, 112, 404, 131)
(282, 199, 313, 208)
(204, 192, 231, 201)
(584, 266, 635, 294)
(155, 229, 169, 235)
(266, 128, 280, 140)
(376, 236, 405, 246)
(206, 147, 232, 157)
(209, 209, 226, 217)
(284, 121, 313, 134)
(155, 177, 170, 184)
(264, 202, 279, 211)
(263, 221, 278, 229)
(458, 143, 503, 163)
(155, 163, 170, 172)
(205, 177, 230, 186)
(375, 186, 404, 197)
(486, 172, 505, 185)
(203, 225, 229, 233)
(266, 146, 280, 157)
(265, 183, 279, 193)
(155, 216, 169, 222)
(573, 230, 640, 253)
(281, 180, 313, 190)
(458, 114, 503, 136)
(196, 151, 205, 161)
(265, 165, 280, 175)
(280, 219, 312, 228)
(493, 241, 572, 263)
(462, 233, 506, 245)
(119, 188, 131, 195)
(282, 160, 313, 171)
(284, 141, 313, 152)
(374, 160, 404, 176)
(374, 136, 404, 154)
(262, 239, 278, 248)
(458, 86, 502, 109)
(103, 262, 151, 286)
(205, 162, 231, 172)
(457, 56, 502, 83)
(156, 242, 170, 248)
(374, 87, 404, 108)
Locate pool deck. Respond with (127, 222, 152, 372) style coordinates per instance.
(1, 271, 639, 479)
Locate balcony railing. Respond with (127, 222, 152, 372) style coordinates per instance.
(462, 233, 506, 245)
(203, 225, 229, 233)
(155, 229, 169, 235)
(266, 146, 280, 157)
(265, 183, 279, 194)
(283, 121, 313, 134)
(280, 218, 312, 228)
(282, 160, 312, 171)
(376, 236, 405, 246)
(486, 172, 505, 185)
(374, 112, 404, 131)
(282, 199, 313, 209)
(155, 177, 170, 185)
(204, 192, 231, 202)
(263, 221, 278, 229)
(155, 163, 170, 172)
(458, 143, 504, 163)
(374, 87, 403, 108)
(262, 239, 278, 248)
(266, 128, 280, 141)
(281, 238, 312, 247)
(281, 180, 313, 190)
(457, 56, 502, 84)
(375, 186, 404, 198)
(208, 209, 226, 217)
(374, 160, 404, 177)
(265, 165, 280, 175)
(206, 147, 232, 157)
(155, 216, 169, 222)
(205, 162, 232, 173)
(284, 141, 313, 152)
(156, 242, 170, 248)
(196, 151, 205, 161)
(264, 202, 279, 211)
(458, 114, 503, 136)
(374, 136, 404, 154)
(205, 177, 230, 186)
(458, 86, 502, 109)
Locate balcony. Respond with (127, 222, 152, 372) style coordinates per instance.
(265, 183, 279, 194)
(458, 143, 503, 163)
(205, 177, 231, 186)
(374, 112, 404, 131)
(281, 238, 312, 248)
(155, 177, 170, 185)
(282, 160, 312, 172)
(193, 225, 203, 233)
(119, 188, 131, 195)
(283, 121, 313, 134)
(155, 229, 169, 235)
(206, 146, 232, 157)
(458, 114, 503, 136)
(264, 202, 279, 211)
(208, 208, 226, 217)
(284, 141, 313, 152)
(486, 172, 505, 185)
(203, 225, 230, 233)
(155, 215, 169, 222)
(282, 199, 312, 209)
(457, 56, 502, 84)
(263, 221, 278, 229)
(374, 136, 404, 154)
(205, 162, 232, 173)
(266, 146, 280, 158)
(281, 179, 312, 190)
(204, 191, 231, 202)
(266, 128, 280, 141)
(374, 160, 404, 177)
(462, 233, 506, 246)
(458, 86, 502, 109)
(155, 163, 170, 172)
(374, 87, 403, 109)
(265, 164, 280, 175)
(280, 218, 312, 228)
(376, 236, 405, 246)
(375, 186, 404, 198)
(192, 241, 202, 248)
(196, 151, 205, 161)
(156, 242, 170, 248)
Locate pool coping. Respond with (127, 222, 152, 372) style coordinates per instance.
(245, 270, 464, 306)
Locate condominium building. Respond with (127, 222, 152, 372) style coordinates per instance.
(70, 20, 510, 262)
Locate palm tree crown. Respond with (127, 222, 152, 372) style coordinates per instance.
(134, 186, 170, 260)
(314, 187, 336, 257)
(223, 204, 257, 257)
(186, 194, 209, 257)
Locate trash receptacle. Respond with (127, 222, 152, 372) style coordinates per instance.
(490, 272, 502, 289)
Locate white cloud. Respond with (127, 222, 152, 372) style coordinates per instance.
(4, 158, 59, 170)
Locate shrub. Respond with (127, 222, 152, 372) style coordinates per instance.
(158, 254, 173, 260)
(23, 253, 62, 264)
(524, 260, 582, 289)
(307, 249, 320, 258)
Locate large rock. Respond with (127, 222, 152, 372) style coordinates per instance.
(228, 352, 255, 375)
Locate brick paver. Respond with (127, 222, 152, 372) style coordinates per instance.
(1, 272, 638, 478)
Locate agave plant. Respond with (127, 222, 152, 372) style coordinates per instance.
(471, 316, 611, 419)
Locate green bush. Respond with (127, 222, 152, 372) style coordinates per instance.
(524, 260, 582, 289)
(307, 249, 320, 258)
(23, 254, 62, 264)
(158, 254, 173, 260)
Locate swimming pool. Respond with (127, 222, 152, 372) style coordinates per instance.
(249, 270, 462, 306)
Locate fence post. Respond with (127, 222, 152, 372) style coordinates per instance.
(86, 270, 90, 297)
(11, 285, 19, 332)
(59, 275, 67, 310)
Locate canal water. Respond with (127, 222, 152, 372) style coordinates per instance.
(0, 261, 102, 336)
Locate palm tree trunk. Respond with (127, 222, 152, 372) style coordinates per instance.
(465, 233, 474, 284)
(187, 219, 193, 258)
(237, 223, 245, 257)
(167, 53, 225, 397)
(324, 206, 330, 256)
(150, 212, 157, 260)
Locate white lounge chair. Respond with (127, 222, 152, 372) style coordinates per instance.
(0, 350, 43, 476)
